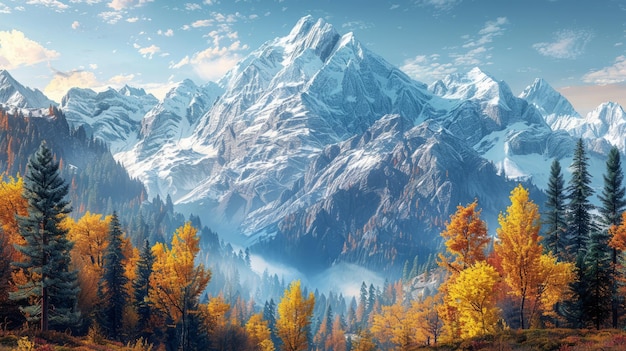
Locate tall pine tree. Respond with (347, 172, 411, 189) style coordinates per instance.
(133, 239, 154, 338)
(544, 159, 568, 261)
(566, 138, 595, 259)
(97, 211, 129, 340)
(598, 146, 626, 328)
(582, 230, 612, 329)
(10, 142, 80, 331)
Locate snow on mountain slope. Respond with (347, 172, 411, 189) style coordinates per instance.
(123, 16, 443, 223)
(115, 79, 223, 197)
(519, 78, 581, 128)
(60, 86, 158, 153)
(429, 68, 574, 186)
(0, 70, 56, 109)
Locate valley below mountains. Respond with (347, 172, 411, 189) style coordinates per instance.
(2, 15, 625, 275)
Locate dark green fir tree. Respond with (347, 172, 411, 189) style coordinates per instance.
(566, 138, 595, 259)
(544, 159, 568, 261)
(133, 239, 154, 338)
(97, 211, 129, 340)
(10, 142, 80, 331)
(582, 230, 612, 330)
(598, 146, 626, 328)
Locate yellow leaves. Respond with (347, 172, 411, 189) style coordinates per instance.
(371, 300, 418, 350)
(149, 222, 211, 323)
(246, 313, 274, 351)
(494, 184, 574, 328)
(446, 262, 500, 338)
(439, 201, 489, 274)
(0, 175, 28, 252)
(276, 280, 315, 351)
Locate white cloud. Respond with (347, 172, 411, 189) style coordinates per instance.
(185, 3, 201, 10)
(192, 19, 212, 28)
(99, 11, 122, 24)
(342, 21, 374, 31)
(89, 63, 98, 69)
(0, 3, 11, 13)
(26, 0, 69, 10)
(107, 0, 152, 11)
(0, 30, 59, 69)
(401, 54, 457, 84)
(582, 55, 626, 85)
(137, 44, 160, 59)
(44, 70, 100, 102)
(533, 29, 592, 59)
(158, 29, 174, 37)
(170, 40, 247, 81)
(463, 17, 508, 48)
(71, 21, 80, 29)
(126, 17, 139, 23)
(108, 73, 135, 85)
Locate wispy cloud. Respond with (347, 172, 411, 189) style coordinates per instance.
(137, 44, 160, 59)
(71, 21, 80, 29)
(582, 55, 626, 84)
(26, 0, 69, 10)
(416, 0, 462, 11)
(98, 11, 122, 24)
(170, 31, 248, 81)
(158, 29, 174, 37)
(107, 0, 152, 11)
(401, 54, 457, 84)
(0, 3, 11, 13)
(401, 17, 508, 82)
(342, 20, 374, 31)
(0, 30, 59, 69)
(533, 29, 592, 59)
(185, 2, 201, 11)
(126, 17, 139, 23)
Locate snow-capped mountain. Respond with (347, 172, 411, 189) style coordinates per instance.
(121, 15, 442, 220)
(429, 68, 574, 187)
(3, 16, 624, 274)
(0, 70, 56, 109)
(60, 86, 158, 153)
(522, 78, 626, 155)
(116, 79, 223, 196)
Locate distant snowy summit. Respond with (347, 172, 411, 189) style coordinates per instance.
(0, 70, 55, 109)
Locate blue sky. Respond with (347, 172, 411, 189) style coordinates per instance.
(1, 0, 625, 115)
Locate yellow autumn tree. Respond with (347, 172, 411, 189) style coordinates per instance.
(64, 212, 111, 316)
(438, 200, 490, 274)
(446, 261, 500, 338)
(150, 222, 211, 350)
(609, 211, 626, 251)
(371, 300, 419, 350)
(495, 184, 574, 329)
(276, 280, 315, 351)
(0, 175, 28, 256)
(411, 295, 443, 346)
(246, 312, 275, 351)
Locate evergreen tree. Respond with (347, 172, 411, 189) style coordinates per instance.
(599, 146, 626, 229)
(97, 211, 129, 340)
(544, 159, 568, 260)
(10, 142, 80, 331)
(133, 239, 154, 338)
(566, 138, 595, 259)
(582, 230, 612, 329)
(598, 146, 626, 328)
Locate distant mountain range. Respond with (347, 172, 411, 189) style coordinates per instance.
(1, 16, 624, 273)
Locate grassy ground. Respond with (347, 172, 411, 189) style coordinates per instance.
(419, 328, 626, 351)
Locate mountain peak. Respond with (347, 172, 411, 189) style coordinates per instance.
(520, 78, 580, 125)
(119, 84, 148, 97)
(430, 67, 512, 102)
(282, 16, 341, 63)
(0, 70, 55, 108)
